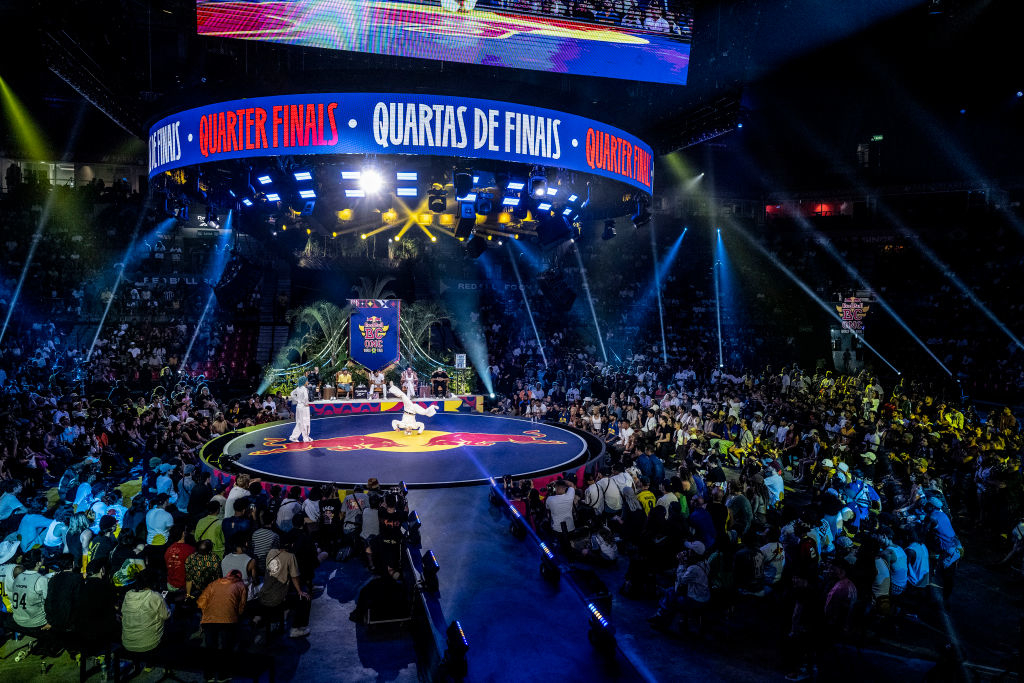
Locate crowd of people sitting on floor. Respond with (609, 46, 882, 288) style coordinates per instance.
(490, 343, 1020, 680)
(0, 318, 422, 680)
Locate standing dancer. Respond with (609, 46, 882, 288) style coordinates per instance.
(288, 376, 311, 442)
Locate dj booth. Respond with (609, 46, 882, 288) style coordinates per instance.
(309, 394, 483, 417)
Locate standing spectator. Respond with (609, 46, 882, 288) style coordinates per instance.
(545, 479, 576, 535)
(195, 501, 226, 559)
(251, 510, 280, 575)
(197, 569, 247, 680)
(257, 538, 311, 638)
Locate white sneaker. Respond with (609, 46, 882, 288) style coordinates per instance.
(288, 437, 299, 442)
(289, 627, 311, 638)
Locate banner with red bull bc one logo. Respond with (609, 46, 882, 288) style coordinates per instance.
(349, 299, 400, 372)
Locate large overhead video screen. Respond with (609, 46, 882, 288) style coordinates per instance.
(197, 0, 692, 85)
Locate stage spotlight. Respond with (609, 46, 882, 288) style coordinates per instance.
(568, 194, 578, 203)
(489, 392, 495, 398)
(457, 192, 477, 203)
(396, 171, 418, 181)
(361, 170, 384, 194)
(503, 197, 520, 207)
(341, 170, 361, 180)
(407, 509, 422, 545)
(338, 208, 353, 221)
(345, 189, 365, 198)
(419, 213, 433, 225)
(428, 185, 447, 213)
(586, 602, 616, 650)
(360, 233, 367, 239)
(539, 542, 560, 584)
(602, 219, 616, 240)
(507, 181, 525, 191)
(632, 199, 652, 229)
(396, 187, 418, 197)
(1018, 91, 1023, 98)
(546, 187, 558, 197)
(265, 193, 281, 202)
(439, 213, 455, 226)
(498, 213, 512, 224)
(257, 175, 272, 185)
(530, 169, 547, 197)
(444, 621, 469, 679)
(293, 171, 312, 181)
(537, 202, 552, 212)
(298, 189, 316, 199)
(421, 550, 440, 593)
(383, 209, 398, 223)
(332, 232, 337, 238)
(453, 168, 474, 197)
(241, 198, 253, 207)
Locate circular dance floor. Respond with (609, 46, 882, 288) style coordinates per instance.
(214, 412, 595, 488)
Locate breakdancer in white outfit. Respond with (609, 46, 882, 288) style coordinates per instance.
(389, 383, 437, 435)
(288, 376, 311, 442)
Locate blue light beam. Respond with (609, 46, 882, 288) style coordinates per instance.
(728, 220, 901, 374)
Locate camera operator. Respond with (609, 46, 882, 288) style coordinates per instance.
(545, 478, 576, 536)
(376, 491, 408, 580)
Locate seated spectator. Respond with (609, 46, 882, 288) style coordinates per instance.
(164, 524, 195, 592)
(121, 570, 171, 655)
(185, 539, 221, 600)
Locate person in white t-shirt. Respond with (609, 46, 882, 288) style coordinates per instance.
(545, 480, 576, 534)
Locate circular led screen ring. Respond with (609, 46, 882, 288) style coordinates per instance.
(148, 92, 653, 193)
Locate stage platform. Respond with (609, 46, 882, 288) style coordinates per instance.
(201, 412, 601, 489)
(309, 394, 482, 417)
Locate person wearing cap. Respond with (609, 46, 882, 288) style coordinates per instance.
(288, 376, 311, 443)
(923, 496, 961, 600)
(648, 541, 711, 630)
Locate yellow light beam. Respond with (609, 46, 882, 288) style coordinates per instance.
(418, 224, 437, 242)
(0, 75, 51, 160)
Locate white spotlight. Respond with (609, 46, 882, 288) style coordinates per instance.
(361, 170, 383, 194)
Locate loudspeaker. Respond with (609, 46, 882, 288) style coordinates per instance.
(455, 202, 476, 239)
(538, 269, 576, 311)
(466, 234, 487, 259)
(536, 215, 572, 246)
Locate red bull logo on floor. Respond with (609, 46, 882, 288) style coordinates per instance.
(249, 429, 565, 455)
